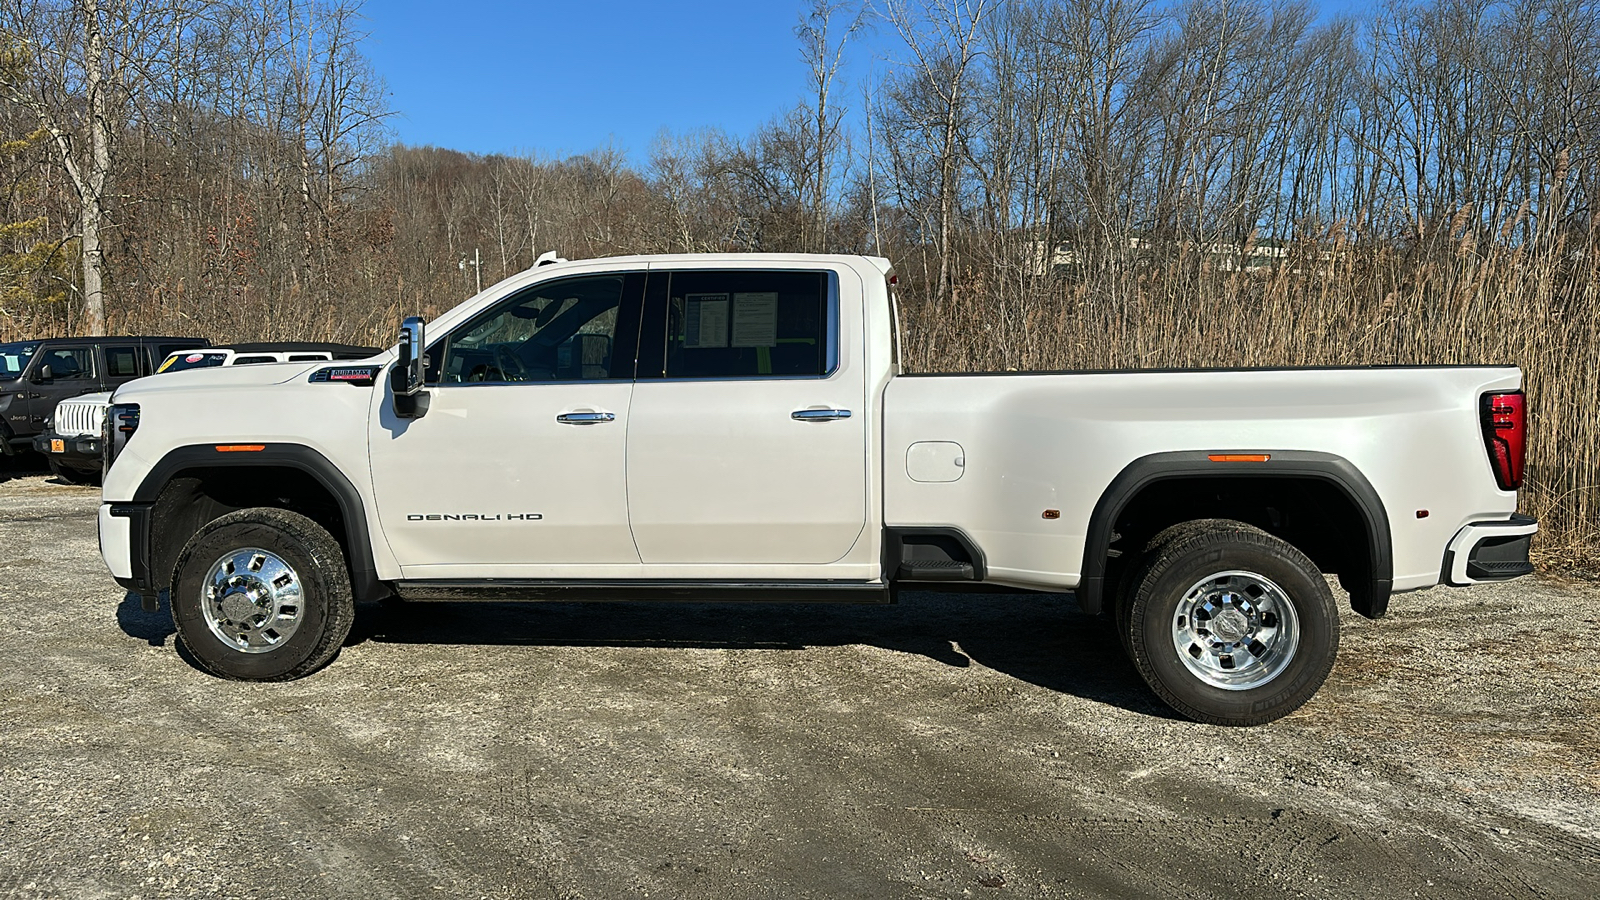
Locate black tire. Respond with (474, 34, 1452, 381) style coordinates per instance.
(1123, 519, 1338, 726)
(1112, 520, 1222, 653)
(170, 507, 355, 681)
(48, 457, 101, 486)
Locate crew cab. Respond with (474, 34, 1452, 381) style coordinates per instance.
(97, 254, 1536, 725)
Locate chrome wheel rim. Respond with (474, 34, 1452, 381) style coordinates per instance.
(200, 548, 305, 653)
(1171, 570, 1300, 691)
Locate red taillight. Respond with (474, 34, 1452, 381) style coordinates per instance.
(1481, 391, 1526, 491)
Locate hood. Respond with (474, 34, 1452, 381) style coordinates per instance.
(58, 391, 114, 406)
(112, 351, 395, 404)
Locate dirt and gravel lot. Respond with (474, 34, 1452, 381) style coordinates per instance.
(1, 465, 1598, 900)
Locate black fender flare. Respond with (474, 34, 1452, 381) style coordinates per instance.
(1076, 450, 1393, 619)
(124, 443, 383, 602)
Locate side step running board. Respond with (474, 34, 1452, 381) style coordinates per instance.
(394, 580, 892, 604)
(896, 559, 976, 580)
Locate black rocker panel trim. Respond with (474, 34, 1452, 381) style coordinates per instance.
(1079, 450, 1393, 619)
(130, 443, 383, 602)
(394, 580, 891, 604)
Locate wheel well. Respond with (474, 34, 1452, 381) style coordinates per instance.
(1103, 476, 1377, 616)
(149, 466, 350, 593)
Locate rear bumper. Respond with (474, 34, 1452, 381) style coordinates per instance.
(1443, 514, 1537, 586)
(34, 431, 102, 470)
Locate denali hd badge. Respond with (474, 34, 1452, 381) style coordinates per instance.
(406, 513, 543, 521)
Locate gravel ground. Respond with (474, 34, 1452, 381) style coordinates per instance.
(1, 464, 1598, 899)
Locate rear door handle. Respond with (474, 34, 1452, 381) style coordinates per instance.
(791, 408, 852, 421)
(556, 411, 616, 424)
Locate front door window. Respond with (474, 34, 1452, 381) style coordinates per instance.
(435, 275, 633, 384)
(39, 347, 94, 382)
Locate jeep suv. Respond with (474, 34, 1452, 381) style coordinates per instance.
(0, 336, 208, 458)
(37, 342, 377, 483)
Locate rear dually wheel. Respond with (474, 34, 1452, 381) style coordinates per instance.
(1122, 520, 1338, 726)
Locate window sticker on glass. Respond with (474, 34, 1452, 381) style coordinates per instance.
(731, 292, 779, 348)
(683, 293, 730, 348)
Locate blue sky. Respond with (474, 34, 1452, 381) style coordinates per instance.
(363, 0, 1376, 160)
(362, 0, 824, 158)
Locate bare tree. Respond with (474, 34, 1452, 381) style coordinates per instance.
(1, 0, 123, 332)
(880, 0, 997, 304)
(797, 0, 866, 250)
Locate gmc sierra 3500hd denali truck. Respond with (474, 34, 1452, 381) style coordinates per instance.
(97, 253, 1537, 726)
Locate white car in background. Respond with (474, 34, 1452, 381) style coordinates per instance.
(39, 343, 378, 484)
(155, 343, 384, 373)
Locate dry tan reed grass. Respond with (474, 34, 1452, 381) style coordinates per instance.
(899, 238, 1600, 571)
(13, 233, 1597, 572)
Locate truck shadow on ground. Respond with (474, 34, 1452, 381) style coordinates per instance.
(350, 590, 1179, 720)
(116, 591, 174, 646)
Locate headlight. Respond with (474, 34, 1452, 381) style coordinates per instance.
(103, 403, 140, 471)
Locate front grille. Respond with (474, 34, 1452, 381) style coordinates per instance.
(54, 400, 107, 437)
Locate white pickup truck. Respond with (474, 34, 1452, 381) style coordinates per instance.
(98, 253, 1536, 725)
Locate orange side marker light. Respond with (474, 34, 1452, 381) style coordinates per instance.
(215, 445, 266, 453)
(1208, 454, 1271, 463)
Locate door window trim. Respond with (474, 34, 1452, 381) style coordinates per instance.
(637, 268, 841, 383)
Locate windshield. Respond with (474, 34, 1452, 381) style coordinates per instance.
(0, 341, 39, 380)
(158, 351, 229, 372)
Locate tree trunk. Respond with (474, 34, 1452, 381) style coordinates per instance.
(81, 0, 109, 335)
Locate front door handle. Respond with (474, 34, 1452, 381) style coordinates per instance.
(556, 411, 616, 424)
(791, 408, 852, 421)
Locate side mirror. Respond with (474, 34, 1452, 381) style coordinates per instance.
(391, 316, 429, 419)
(32, 364, 53, 383)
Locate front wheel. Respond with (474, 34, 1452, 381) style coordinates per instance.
(1123, 520, 1338, 726)
(170, 508, 355, 681)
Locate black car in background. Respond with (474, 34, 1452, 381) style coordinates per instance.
(0, 336, 208, 456)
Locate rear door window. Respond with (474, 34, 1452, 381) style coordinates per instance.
(639, 270, 832, 379)
(103, 346, 140, 378)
